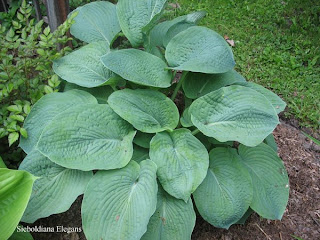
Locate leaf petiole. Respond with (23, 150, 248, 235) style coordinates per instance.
(171, 71, 188, 101)
(191, 129, 200, 135)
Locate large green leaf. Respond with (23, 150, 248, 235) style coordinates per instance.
(145, 11, 206, 55)
(64, 82, 113, 104)
(82, 160, 158, 240)
(182, 69, 246, 99)
(238, 143, 289, 219)
(163, 22, 195, 47)
(131, 145, 149, 163)
(101, 49, 172, 88)
(142, 185, 196, 240)
(117, 0, 167, 47)
(0, 169, 36, 240)
(150, 129, 209, 201)
(37, 104, 136, 171)
(133, 132, 154, 148)
(190, 85, 279, 147)
(165, 26, 235, 73)
(70, 1, 120, 44)
(162, 11, 207, 48)
(20, 90, 97, 154)
(193, 148, 253, 229)
(234, 82, 286, 114)
(108, 89, 179, 133)
(19, 150, 93, 223)
(53, 41, 115, 88)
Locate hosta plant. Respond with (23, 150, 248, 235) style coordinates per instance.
(18, 1, 289, 239)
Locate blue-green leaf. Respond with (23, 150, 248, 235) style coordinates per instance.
(20, 90, 97, 154)
(182, 69, 246, 99)
(193, 147, 253, 229)
(53, 41, 115, 88)
(108, 89, 179, 133)
(37, 104, 136, 171)
(70, 1, 120, 44)
(190, 85, 279, 147)
(238, 143, 289, 219)
(117, 0, 167, 47)
(142, 185, 196, 240)
(165, 26, 235, 73)
(150, 129, 209, 201)
(19, 150, 93, 223)
(101, 49, 172, 88)
(82, 160, 158, 240)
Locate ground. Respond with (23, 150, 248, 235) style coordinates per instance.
(27, 119, 320, 240)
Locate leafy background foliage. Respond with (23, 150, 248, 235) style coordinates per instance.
(0, 0, 75, 168)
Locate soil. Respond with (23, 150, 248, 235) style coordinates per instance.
(26, 120, 320, 240)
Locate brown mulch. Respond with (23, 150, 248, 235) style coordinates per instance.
(28, 121, 320, 240)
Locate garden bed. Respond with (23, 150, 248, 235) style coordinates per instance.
(27, 119, 320, 240)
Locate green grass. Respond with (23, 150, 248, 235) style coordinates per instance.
(166, 0, 320, 129)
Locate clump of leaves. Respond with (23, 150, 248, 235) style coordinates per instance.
(0, 0, 75, 147)
(18, 1, 289, 239)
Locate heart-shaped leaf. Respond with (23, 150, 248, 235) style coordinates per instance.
(53, 41, 115, 88)
(108, 89, 179, 133)
(82, 160, 158, 240)
(234, 82, 286, 114)
(182, 69, 246, 99)
(190, 85, 279, 147)
(37, 104, 136, 171)
(70, 1, 120, 44)
(20, 90, 97, 154)
(150, 129, 209, 201)
(101, 49, 172, 88)
(117, 0, 167, 47)
(19, 150, 93, 223)
(238, 143, 289, 219)
(193, 147, 253, 229)
(165, 26, 235, 73)
(142, 185, 196, 240)
(0, 168, 36, 240)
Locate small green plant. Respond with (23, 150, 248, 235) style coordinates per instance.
(0, 157, 36, 240)
(18, 1, 289, 239)
(0, 0, 75, 147)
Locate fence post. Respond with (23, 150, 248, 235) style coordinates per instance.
(32, 0, 42, 22)
(45, 0, 69, 32)
(0, 0, 8, 12)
